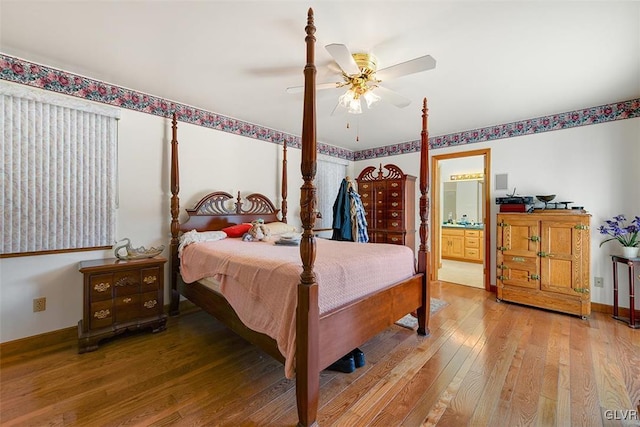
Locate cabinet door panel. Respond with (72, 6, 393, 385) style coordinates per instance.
(540, 220, 584, 295)
(499, 218, 539, 255)
(500, 255, 539, 289)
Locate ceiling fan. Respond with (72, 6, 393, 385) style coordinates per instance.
(286, 43, 436, 114)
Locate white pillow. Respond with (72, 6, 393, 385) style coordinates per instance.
(178, 230, 227, 256)
(264, 221, 298, 236)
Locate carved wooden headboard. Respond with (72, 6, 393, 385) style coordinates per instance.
(179, 191, 281, 233)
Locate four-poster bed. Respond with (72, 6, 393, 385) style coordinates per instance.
(168, 9, 431, 427)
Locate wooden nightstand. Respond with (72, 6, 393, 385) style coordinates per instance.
(78, 257, 167, 353)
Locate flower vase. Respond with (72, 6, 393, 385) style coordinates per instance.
(621, 246, 640, 259)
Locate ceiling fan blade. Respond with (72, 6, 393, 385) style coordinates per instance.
(374, 86, 411, 108)
(286, 82, 341, 94)
(325, 43, 360, 75)
(376, 55, 436, 82)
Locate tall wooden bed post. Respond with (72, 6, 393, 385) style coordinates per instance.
(417, 98, 431, 335)
(281, 139, 288, 223)
(169, 113, 181, 316)
(297, 8, 319, 427)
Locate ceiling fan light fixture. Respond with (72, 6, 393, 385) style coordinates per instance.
(339, 89, 363, 114)
(363, 90, 380, 109)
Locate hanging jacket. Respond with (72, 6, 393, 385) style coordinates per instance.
(331, 179, 353, 241)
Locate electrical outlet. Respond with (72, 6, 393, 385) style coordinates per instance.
(594, 277, 604, 288)
(33, 297, 46, 312)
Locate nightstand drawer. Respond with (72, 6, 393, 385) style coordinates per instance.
(116, 294, 141, 323)
(114, 270, 140, 296)
(140, 291, 162, 315)
(140, 267, 161, 293)
(90, 299, 114, 330)
(90, 274, 113, 301)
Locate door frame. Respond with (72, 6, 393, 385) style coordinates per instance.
(430, 148, 492, 292)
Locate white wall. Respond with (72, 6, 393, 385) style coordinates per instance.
(1, 91, 638, 343)
(0, 103, 305, 343)
(356, 117, 640, 309)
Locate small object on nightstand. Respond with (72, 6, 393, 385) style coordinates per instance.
(113, 237, 164, 260)
(77, 257, 167, 353)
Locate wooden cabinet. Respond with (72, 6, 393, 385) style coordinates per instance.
(442, 227, 484, 263)
(496, 212, 591, 318)
(78, 257, 167, 353)
(356, 164, 416, 250)
(442, 228, 465, 259)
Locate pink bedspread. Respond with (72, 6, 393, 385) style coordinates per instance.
(180, 238, 416, 378)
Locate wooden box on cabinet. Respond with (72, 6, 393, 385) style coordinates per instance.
(356, 164, 416, 251)
(78, 257, 167, 353)
(496, 212, 591, 318)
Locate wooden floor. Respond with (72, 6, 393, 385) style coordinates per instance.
(1, 282, 639, 426)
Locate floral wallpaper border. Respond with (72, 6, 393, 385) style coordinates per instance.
(1, 53, 639, 162)
(354, 99, 640, 161)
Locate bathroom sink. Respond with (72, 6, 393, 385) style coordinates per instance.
(442, 223, 484, 229)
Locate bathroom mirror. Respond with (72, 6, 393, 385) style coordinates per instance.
(442, 180, 484, 224)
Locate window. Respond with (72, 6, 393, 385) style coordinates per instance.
(315, 156, 348, 231)
(1, 81, 120, 256)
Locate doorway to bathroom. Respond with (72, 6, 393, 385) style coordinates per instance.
(431, 149, 491, 291)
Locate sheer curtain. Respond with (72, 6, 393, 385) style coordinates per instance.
(1, 81, 120, 255)
(316, 156, 348, 232)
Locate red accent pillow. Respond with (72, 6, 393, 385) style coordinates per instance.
(221, 223, 252, 238)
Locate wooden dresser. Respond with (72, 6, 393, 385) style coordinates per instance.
(78, 257, 167, 353)
(496, 212, 591, 318)
(356, 164, 416, 250)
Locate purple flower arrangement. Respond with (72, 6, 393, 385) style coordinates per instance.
(598, 215, 640, 247)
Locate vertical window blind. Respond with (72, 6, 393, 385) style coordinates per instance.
(1, 81, 120, 255)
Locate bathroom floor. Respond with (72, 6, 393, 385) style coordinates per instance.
(437, 259, 484, 289)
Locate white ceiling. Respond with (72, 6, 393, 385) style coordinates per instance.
(1, 1, 639, 151)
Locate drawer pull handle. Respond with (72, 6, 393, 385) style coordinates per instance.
(115, 277, 136, 287)
(511, 257, 525, 262)
(391, 222, 399, 227)
(527, 274, 540, 280)
(94, 309, 110, 319)
(144, 300, 157, 309)
(391, 237, 399, 242)
(537, 251, 554, 257)
(94, 282, 110, 292)
(391, 212, 399, 217)
(391, 192, 399, 197)
(528, 236, 540, 242)
(391, 183, 399, 187)
(391, 202, 399, 207)
(143, 275, 157, 284)
(123, 297, 132, 303)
